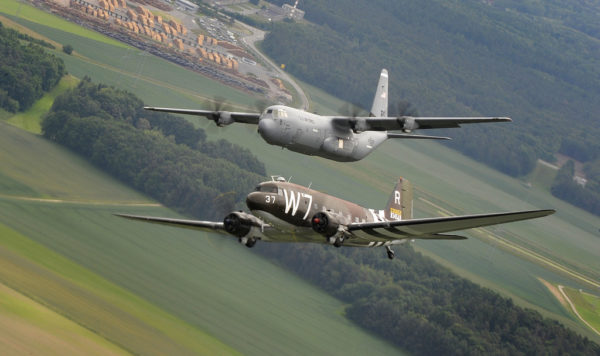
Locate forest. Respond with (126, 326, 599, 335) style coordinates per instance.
(40, 78, 599, 355)
(42, 78, 265, 219)
(0, 21, 64, 112)
(260, 0, 600, 214)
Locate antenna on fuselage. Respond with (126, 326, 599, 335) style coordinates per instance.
(288, 176, 293, 182)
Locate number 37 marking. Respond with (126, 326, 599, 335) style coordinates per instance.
(265, 195, 276, 203)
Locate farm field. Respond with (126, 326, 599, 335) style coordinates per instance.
(0, 122, 404, 355)
(563, 287, 600, 337)
(2, 2, 600, 342)
(5, 75, 79, 134)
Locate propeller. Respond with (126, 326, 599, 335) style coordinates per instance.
(390, 100, 419, 117)
(206, 191, 239, 250)
(389, 100, 420, 132)
(311, 212, 330, 234)
(337, 102, 368, 132)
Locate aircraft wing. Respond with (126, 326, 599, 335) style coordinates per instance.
(144, 106, 261, 124)
(332, 116, 511, 132)
(348, 209, 554, 240)
(115, 214, 225, 233)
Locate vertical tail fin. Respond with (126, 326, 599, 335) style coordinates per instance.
(384, 177, 413, 221)
(370, 69, 388, 117)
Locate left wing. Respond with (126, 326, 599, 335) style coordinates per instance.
(144, 106, 261, 125)
(348, 209, 554, 240)
(332, 116, 511, 133)
(115, 214, 225, 232)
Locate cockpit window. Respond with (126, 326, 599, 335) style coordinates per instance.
(266, 109, 273, 114)
(258, 184, 278, 193)
(273, 108, 288, 119)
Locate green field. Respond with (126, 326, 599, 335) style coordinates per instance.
(2, 2, 600, 346)
(0, 122, 402, 355)
(0, 280, 128, 356)
(5, 75, 79, 134)
(564, 287, 600, 336)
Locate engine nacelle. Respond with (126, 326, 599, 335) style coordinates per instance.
(216, 112, 234, 126)
(401, 117, 418, 132)
(311, 211, 347, 237)
(223, 211, 262, 237)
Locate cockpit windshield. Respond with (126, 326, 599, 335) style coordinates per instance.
(273, 108, 288, 119)
(255, 184, 278, 193)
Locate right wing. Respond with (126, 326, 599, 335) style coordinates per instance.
(332, 116, 511, 133)
(348, 209, 555, 240)
(144, 106, 261, 125)
(115, 214, 225, 233)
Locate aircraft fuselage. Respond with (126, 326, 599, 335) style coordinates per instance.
(257, 105, 388, 162)
(245, 180, 393, 247)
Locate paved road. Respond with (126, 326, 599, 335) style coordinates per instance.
(238, 22, 310, 110)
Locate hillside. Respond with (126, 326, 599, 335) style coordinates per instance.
(260, 0, 600, 208)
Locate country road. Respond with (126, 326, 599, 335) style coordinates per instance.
(238, 22, 310, 111)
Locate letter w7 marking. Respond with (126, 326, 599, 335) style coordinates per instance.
(283, 189, 301, 216)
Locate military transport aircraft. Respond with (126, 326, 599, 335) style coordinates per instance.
(116, 176, 554, 259)
(144, 69, 512, 162)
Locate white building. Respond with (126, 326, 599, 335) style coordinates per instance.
(175, 0, 199, 12)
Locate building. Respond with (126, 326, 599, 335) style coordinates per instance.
(282, 3, 304, 20)
(175, 0, 199, 12)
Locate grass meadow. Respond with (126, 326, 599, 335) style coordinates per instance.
(1, 4, 600, 343)
(6, 75, 79, 134)
(564, 287, 600, 336)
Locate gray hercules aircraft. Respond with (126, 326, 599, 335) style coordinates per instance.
(117, 176, 554, 259)
(144, 69, 511, 162)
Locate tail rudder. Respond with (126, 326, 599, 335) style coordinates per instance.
(385, 177, 413, 221)
(370, 69, 388, 117)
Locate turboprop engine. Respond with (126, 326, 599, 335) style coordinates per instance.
(214, 112, 234, 126)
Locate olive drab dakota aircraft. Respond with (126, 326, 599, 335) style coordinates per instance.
(116, 177, 554, 259)
(144, 69, 512, 162)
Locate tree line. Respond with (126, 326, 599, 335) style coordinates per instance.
(259, 0, 600, 214)
(43, 78, 265, 219)
(0, 21, 64, 113)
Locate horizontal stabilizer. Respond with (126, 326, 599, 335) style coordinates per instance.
(387, 132, 450, 140)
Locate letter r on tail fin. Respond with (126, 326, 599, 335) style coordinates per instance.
(385, 177, 413, 221)
(370, 69, 388, 117)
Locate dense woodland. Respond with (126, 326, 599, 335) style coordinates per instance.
(0, 21, 64, 112)
(42, 78, 265, 218)
(260, 0, 600, 214)
(41, 78, 599, 355)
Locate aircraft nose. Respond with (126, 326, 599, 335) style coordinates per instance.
(257, 118, 276, 143)
(246, 192, 263, 211)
